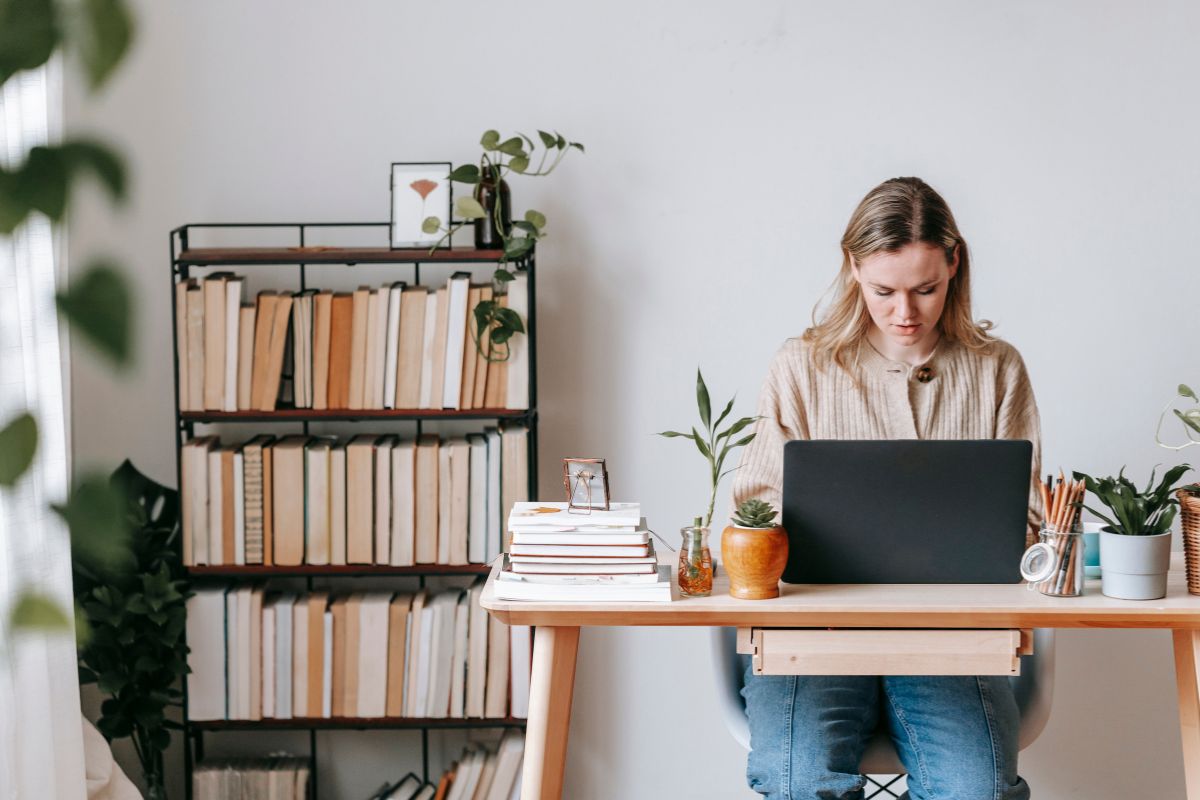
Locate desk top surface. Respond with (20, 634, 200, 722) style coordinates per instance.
(481, 553, 1200, 629)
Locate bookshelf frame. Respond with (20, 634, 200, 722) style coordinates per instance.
(169, 222, 537, 799)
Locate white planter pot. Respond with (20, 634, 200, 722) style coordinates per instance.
(1098, 530, 1172, 600)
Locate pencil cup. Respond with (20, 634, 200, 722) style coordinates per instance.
(1019, 528, 1084, 597)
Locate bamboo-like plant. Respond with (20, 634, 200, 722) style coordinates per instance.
(657, 369, 758, 529)
(1073, 465, 1192, 536)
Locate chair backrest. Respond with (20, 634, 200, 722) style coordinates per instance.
(710, 627, 1055, 770)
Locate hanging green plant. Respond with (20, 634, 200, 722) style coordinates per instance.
(423, 129, 584, 361)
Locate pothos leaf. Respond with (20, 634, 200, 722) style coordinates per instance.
(0, 412, 38, 487)
(10, 592, 71, 632)
(56, 260, 132, 366)
(421, 216, 441, 235)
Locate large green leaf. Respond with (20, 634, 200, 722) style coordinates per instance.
(0, 0, 59, 86)
(59, 140, 126, 201)
(80, 0, 134, 90)
(454, 196, 486, 220)
(55, 473, 133, 574)
(0, 412, 37, 486)
(696, 369, 711, 431)
(497, 137, 526, 158)
(10, 591, 71, 632)
(447, 164, 480, 184)
(56, 260, 132, 365)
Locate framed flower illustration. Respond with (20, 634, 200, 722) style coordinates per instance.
(390, 162, 452, 248)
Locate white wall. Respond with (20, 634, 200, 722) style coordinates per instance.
(66, 1, 1200, 797)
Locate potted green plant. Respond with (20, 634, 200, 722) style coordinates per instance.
(657, 369, 758, 597)
(1074, 465, 1191, 600)
(722, 499, 788, 600)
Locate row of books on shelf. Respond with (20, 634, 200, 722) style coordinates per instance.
(192, 756, 310, 799)
(186, 582, 530, 722)
(371, 733, 524, 800)
(495, 502, 673, 602)
(181, 427, 529, 567)
(174, 271, 529, 413)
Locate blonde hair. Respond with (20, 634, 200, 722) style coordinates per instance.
(804, 177, 995, 374)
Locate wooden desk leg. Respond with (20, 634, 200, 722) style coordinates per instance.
(1174, 629, 1200, 798)
(521, 626, 580, 800)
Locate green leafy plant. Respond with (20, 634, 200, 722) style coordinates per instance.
(732, 498, 779, 529)
(1157, 383, 1200, 451)
(75, 461, 190, 800)
(423, 129, 583, 361)
(657, 369, 759, 529)
(1073, 465, 1192, 536)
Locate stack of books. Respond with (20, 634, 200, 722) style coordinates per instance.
(192, 756, 310, 799)
(493, 502, 672, 602)
(371, 732, 524, 800)
(186, 582, 531, 721)
(174, 271, 530, 413)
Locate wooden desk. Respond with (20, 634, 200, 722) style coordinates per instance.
(482, 554, 1200, 799)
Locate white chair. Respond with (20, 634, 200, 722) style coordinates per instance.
(711, 626, 1055, 797)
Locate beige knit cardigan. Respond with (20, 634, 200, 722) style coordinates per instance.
(731, 335, 1044, 544)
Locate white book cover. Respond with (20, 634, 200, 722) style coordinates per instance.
(465, 580, 488, 718)
(292, 601, 309, 717)
(322, 609, 334, 718)
(390, 440, 416, 567)
(374, 437, 395, 564)
(418, 292, 438, 409)
(509, 625, 531, 719)
(493, 565, 673, 603)
(357, 594, 391, 718)
(486, 732, 526, 800)
(510, 529, 650, 546)
(443, 749, 476, 800)
(383, 283, 403, 409)
(184, 589, 227, 720)
(236, 586, 253, 720)
(233, 451, 245, 565)
(510, 561, 656, 575)
(454, 750, 485, 800)
(467, 436, 488, 563)
(474, 757, 498, 800)
(403, 591, 428, 718)
(448, 438, 471, 566)
(330, 444, 347, 566)
(223, 277, 243, 412)
(507, 501, 642, 528)
(425, 591, 460, 718)
(261, 604, 275, 718)
(449, 592, 469, 718)
(401, 608, 413, 714)
(224, 591, 239, 718)
(500, 570, 660, 584)
(510, 553, 658, 565)
(441, 272, 471, 409)
(437, 446, 452, 565)
(504, 272, 529, 409)
(363, 288, 384, 409)
(413, 604, 435, 718)
(207, 450, 223, 566)
(306, 440, 332, 566)
(485, 429, 502, 562)
(508, 543, 650, 557)
(274, 594, 296, 719)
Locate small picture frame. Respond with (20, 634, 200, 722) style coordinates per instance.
(562, 458, 610, 512)
(390, 162, 452, 249)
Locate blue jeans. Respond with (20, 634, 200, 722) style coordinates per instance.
(742, 660, 1031, 800)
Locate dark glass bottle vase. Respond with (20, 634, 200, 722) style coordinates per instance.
(474, 167, 512, 249)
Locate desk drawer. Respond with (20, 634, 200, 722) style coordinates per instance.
(737, 628, 1031, 676)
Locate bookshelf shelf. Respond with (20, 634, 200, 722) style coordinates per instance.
(176, 246, 506, 267)
(186, 564, 493, 578)
(181, 408, 534, 423)
(189, 717, 527, 732)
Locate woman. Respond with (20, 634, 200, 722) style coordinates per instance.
(732, 177, 1041, 800)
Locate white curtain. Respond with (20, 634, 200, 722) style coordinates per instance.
(0, 62, 87, 800)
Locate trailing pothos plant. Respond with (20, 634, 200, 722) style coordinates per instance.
(1157, 383, 1200, 452)
(657, 369, 759, 529)
(75, 462, 190, 800)
(422, 129, 584, 361)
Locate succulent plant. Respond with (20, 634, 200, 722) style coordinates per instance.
(732, 499, 779, 529)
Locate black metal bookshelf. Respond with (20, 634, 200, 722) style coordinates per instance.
(169, 222, 536, 800)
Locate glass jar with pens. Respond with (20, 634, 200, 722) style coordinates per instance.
(1020, 474, 1086, 597)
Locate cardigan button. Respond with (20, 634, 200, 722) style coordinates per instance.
(915, 366, 935, 383)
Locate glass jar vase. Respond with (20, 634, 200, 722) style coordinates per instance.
(678, 523, 713, 597)
(474, 164, 511, 249)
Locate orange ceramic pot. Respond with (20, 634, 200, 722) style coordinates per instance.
(721, 524, 788, 599)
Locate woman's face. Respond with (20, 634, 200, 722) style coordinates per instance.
(851, 242, 959, 352)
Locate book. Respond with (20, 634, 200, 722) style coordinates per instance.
(181, 436, 216, 565)
(418, 291, 438, 409)
(264, 291, 295, 411)
(330, 443, 347, 565)
(395, 286, 427, 409)
(174, 279, 194, 411)
(249, 292, 277, 410)
(493, 565, 673, 602)
(500, 426, 529, 550)
(390, 440, 416, 567)
(366, 286, 388, 409)
(482, 294, 508, 409)
(185, 282, 205, 412)
(507, 553, 658, 565)
(449, 590, 469, 717)
(322, 605, 334, 717)
(241, 435, 271, 565)
(306, 592, 328, 719)
(262, 440, 275, 566)
(327, 293, 353, 409)
(499, 569, 661, 584)
(236, 304, 256, 410)
(509, 560, 657, 575)
(504, 272, 529, 410)
(425, 591, 461, 718)
(293, 597, 309, 717)
(414, 435, 440, 564)
(291, 290, 315, 408)
(465, 580, 488, 718)
(507, 501, 642, 528)
(508, 542, 651, 557)
(460, 285, 482, 410)
(312, 291, 333, 410)
(343, 594, 363, 715)
(448, 438, 471, 566)
(441, 272, 471, 409)
(272, 436, 309, 566)
(412, 600, 434, 718)
(403, 590, 429, 717)
(330, 596, 350, 717)
(483, 614, 509, 718)
(471, 285, 493, 410)
(509, 625, 531, 718)
(185, 589, 227, 720)
(467, 435, 488, 564)
(358, 593, 391, 717)
(223, 277, 244, 412)
(385, 593, 413, 717)
(510, 528, 650, 546)
(374, 436, 396, 565)
(206, 447, 224, 566)
(484, 428, 502, 563)
(437, 443, 452, 564)
(428, 286, 450, 409)
(262, 601, 275, 718)
(203, 273, 229, 411)
(348, 286, 370, 410)
(233, 449, 245, 565)
(220, 445, 236, 564)
(383, 282, 404, 409)
(305, 439, 332, 565)
(347, 435, 378, 564)
(485, 732, 526, 800)
(273, 594, 296, 718)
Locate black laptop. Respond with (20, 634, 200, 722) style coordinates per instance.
(781, 440, 1032, 584)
